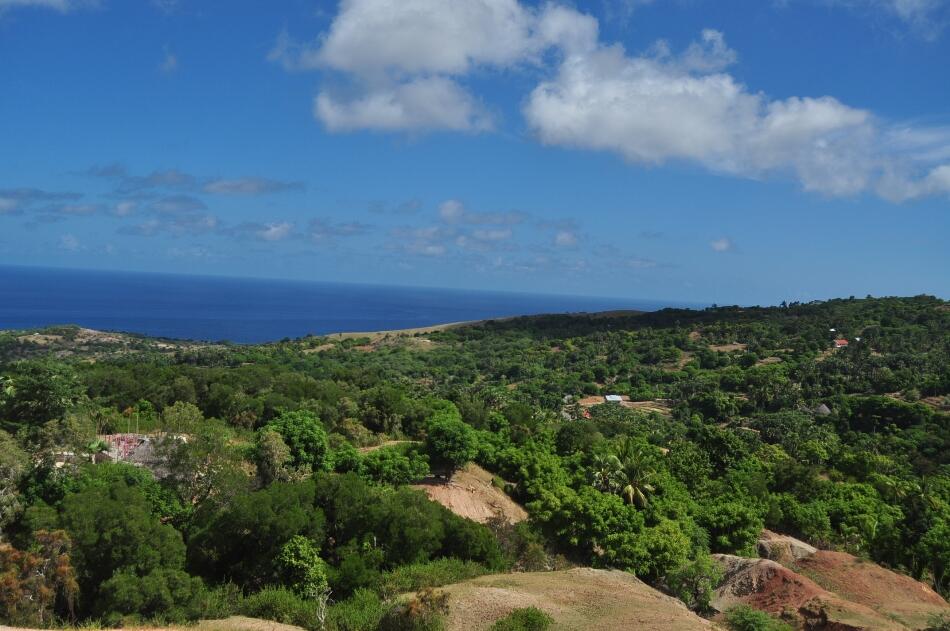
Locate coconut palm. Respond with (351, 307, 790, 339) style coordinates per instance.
(614, 438, 657, 508)
(590, 452, 622, 493)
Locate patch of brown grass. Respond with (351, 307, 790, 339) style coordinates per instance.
(440, 568, 715, 631)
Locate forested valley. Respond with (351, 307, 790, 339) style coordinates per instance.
(1, 295, 949, 630)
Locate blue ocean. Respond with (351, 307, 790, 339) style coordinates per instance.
(0, 265, 700, 343)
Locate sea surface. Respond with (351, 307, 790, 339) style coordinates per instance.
(0, 265, 701, 343)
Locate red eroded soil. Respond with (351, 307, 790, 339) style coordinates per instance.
(713, 555, 826, 614)
(792, 551, 950, 629)
(712, 554, 904, 629)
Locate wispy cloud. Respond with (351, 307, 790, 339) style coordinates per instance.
(160, 47, 178, 74)
(554, 230, 579, 248)
(797, 0, 950, 37)
(710, 237, 736, 252)
(113, 200, 137, 216)
(0, 187, 82, 215)
(368, 197, 423, 215)
(119, 214, 219, 237)
(58, 233, 81, 251)
(0, 0, 96, 14)
(309, 218, 373, 242)
(149, 195, 207, 215)
(438, 199, 526, 225)
(202, 176, 304, 195)
(84, 164, 303, 197)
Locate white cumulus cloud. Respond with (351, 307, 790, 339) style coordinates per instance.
(316, 77, 493, 133)
(274, 0, 950, 201)
(273, 0, 597, 133)
(524, 29, 948, 199)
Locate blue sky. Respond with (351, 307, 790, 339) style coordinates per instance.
(1, 0, 948, 306)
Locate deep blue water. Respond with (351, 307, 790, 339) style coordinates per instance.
(0, 266, 701, 343)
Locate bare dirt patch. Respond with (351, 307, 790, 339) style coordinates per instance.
(16, 332, 64, 346)
(412, 463, 527, 525)
(302, 343, 335, 354)
(661, 351, 695, 371)
(576, 397, 672, 416)
(919, 395, 949, 411)
(74, 328, 128, 344)
(357, 440, 420, 454)
(709, 343, 748, 352)
(326, 320, 476, 341)
(712, 554, 901, 630)
(577, 395, 606, 406)
(440, 568, 715, 631)
(621, 399, 673, 416)
(791, 550, 950, 629)
(578, 395, 629, 406)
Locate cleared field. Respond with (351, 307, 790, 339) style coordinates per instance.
(438, 568, 716, 631)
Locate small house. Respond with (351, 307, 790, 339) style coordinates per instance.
(834, 339, 849, 349)
(605, 394, 623, 403)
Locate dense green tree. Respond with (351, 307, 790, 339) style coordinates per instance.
(55, 479, 193, 617)
(697, 500, 764, 554)
(361, 446, 430, 485)
(264, 410, 331, 473)
(159, 421, 249, 520)
(188, 480, 325, 589)
(0, 361, 85, 431)
(424, 405, 477, 473)
(255, 428, 294, 485)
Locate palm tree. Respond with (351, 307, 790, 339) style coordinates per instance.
(614, 438, 657, 508)
(590, 453, 622, 493)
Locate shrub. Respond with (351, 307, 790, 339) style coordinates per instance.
(665, 555, 722, 613)
(378, 588, 448, 631)
(97, 568, 207, 624)
(928, 613, 950, 631)
(376, 559, 488, 598)
(725, 605, 793, 631)
(197, 583, 243, 620)
(239, 587, 319, 629)
(327, 588, 386, 631)
(278, 535, 329, 598)
(489, 607, 553, 631)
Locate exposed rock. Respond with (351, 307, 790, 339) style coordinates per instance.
(757, 529, 818, 564)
